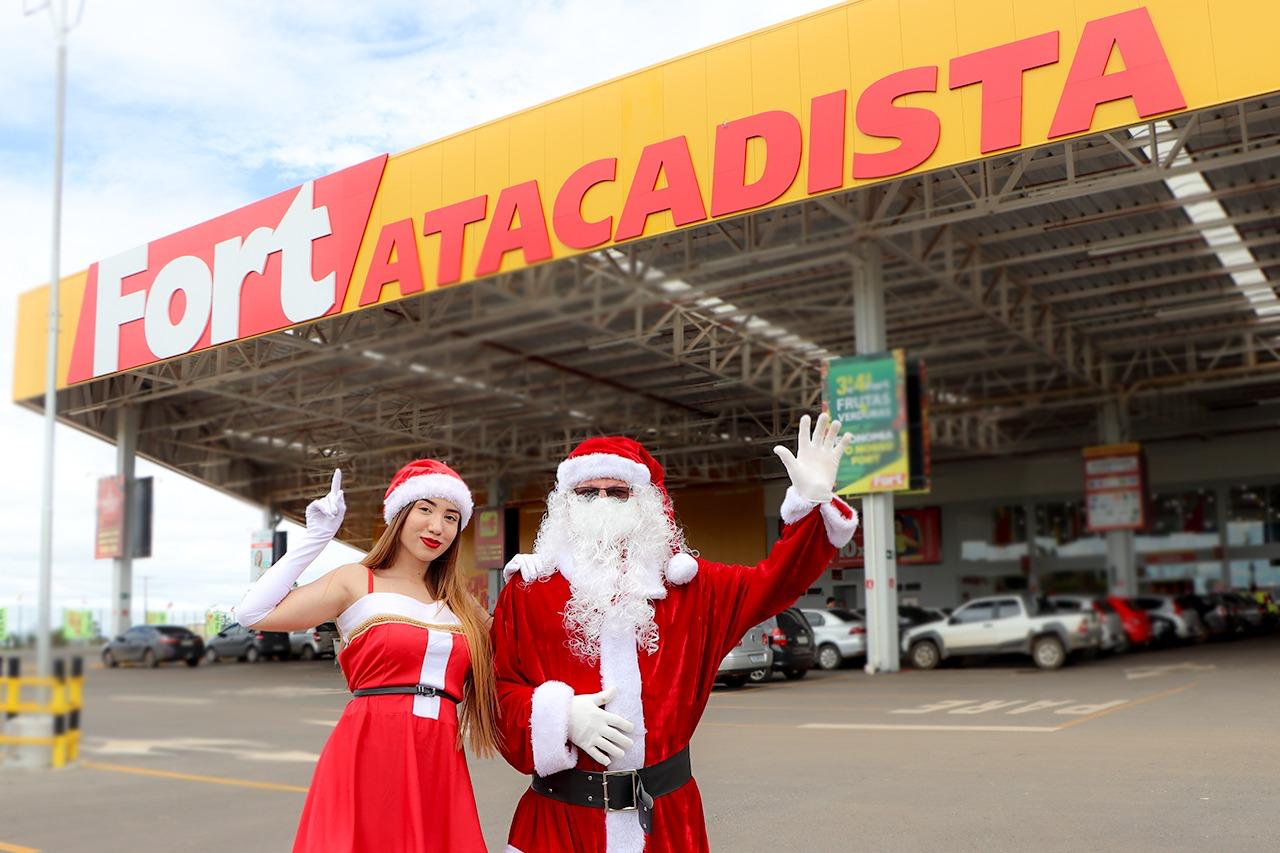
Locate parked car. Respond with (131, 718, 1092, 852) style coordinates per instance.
(1128, 595, 1206, 643)
(102, 625, 204, 668)
(1106, 596, 1153, 647)
(800, 608, 865, 670)
(290, 622, 341, 660)
(716, 620, 773, 688)
(205, 623, 291, 663)
(766, 607, 816, 681)
(902, 595, 1100, 671)
(1177, 593, 1234, 638)
(1049, 595, 1127, 653)
(1221, 592, 1268, 633)
(852, 605, 945, 633)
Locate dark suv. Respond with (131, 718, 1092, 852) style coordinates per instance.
(204, 623, 291, 663)
(103, 625, 204, 668)
(768, 607, 817, 680)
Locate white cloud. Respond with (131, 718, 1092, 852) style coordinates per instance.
(0, 0, 832, 630)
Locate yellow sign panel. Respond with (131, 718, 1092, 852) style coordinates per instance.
(14, 0, 1280, 399)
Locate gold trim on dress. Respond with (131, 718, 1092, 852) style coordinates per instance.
(343, 614, 464, 644)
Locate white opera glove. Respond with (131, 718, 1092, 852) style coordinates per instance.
(503, 552, 555, 583)
(568, 687, 635, 767)
(234, 469, 346, 627)
(772, 413, 853, 503)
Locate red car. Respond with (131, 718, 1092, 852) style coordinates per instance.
(1107, 596, 1153, 646)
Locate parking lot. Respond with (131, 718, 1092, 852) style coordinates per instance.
(1, 633, 1276, 852)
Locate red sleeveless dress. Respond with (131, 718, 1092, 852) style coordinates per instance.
(293, 570, 485, 852)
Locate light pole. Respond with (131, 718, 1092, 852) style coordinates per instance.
(32, 0, 77, 680)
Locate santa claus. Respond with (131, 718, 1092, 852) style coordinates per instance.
(492, 413, 857, 853)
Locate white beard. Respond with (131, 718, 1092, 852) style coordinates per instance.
(533, 483, 687, 662)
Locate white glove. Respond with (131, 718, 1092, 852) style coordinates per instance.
(503, 552, 555, 583)
(772, 413, 852, 503)
(568, 687, 635, 767)
(234, 469, 346, 627)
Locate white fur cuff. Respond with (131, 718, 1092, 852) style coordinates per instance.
(820, 498, 859, 549)
(530, 681, 578, 776)
(779, 486, 820, 525)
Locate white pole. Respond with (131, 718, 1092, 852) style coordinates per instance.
(35, 0, 69, 680)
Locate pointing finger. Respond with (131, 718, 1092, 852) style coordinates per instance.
(330, 468, 342, 494)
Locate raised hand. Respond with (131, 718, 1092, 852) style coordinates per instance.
(772, 412, 853, 502)
(303, 468, 346, 539)
(568, 687, 635, 767)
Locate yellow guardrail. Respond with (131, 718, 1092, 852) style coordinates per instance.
(0, 656, 83, 768)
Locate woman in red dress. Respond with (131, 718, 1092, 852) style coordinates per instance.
(234, 459, 498, 852)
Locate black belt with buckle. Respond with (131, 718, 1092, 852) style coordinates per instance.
(350, 683, 461, 704)
(530, 746, 691, 835)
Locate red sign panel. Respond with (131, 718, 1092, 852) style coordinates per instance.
(67, 155, 387, 384)
(95, 476, 125, 559)
(832, 506, 942, 568)
(1084, 443, 1149, 532)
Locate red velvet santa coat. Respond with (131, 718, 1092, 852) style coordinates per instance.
(492, 490, 857, 853)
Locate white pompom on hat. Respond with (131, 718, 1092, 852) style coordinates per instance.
(383, 458, 474, 529)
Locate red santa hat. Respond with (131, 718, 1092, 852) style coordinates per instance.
(383, 458, 474, 529)
(555, 437, 698, 585)
(556, 436, 663, 493)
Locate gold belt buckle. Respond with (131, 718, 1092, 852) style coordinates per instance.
(602, 769, 639, 812)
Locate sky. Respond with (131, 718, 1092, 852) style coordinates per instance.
(0, 0, 835, 631)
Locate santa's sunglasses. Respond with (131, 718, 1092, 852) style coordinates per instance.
(572, 485, 633, 502)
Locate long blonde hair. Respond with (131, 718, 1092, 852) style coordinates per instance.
(361, 506, 499, 757)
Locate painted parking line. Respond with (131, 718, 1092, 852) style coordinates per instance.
(110, 695, 212, 705)
(0, 841, 41, 853)
(1124, 662, 1215, 681)
(1056, 682, 1197, 730)
(81, 761, 308, 793)
(801, 723, 1059, 733)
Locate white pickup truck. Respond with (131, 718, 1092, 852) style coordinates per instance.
(902, 594, 1100, 671)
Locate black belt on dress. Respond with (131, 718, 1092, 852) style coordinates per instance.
(350, 684, 461, 704)
(530, 746, 691, 835)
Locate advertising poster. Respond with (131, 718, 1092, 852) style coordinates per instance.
(62, 609, 95, 640)
(95, 476, 125, 559)
(250, 529, 275, 583)
(0, 607, 9, 641)
(832, 507, 943, 568)
(1084, 444, 1149, 532)
(827, 351, 910, 495)
(146, 610, 168, 626)
(474, 508, 505, 570)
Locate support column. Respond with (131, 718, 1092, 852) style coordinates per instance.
(853, 244, 899, 674)
(110, 408, 139, 636)
(489, 476, 508, 605)
(1215, 484, 1230, 592)
(1099, 400, 1138, 596)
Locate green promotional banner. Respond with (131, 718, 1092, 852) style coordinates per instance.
(205, 610, 232, 637)
(62, 609, 95, 641)
(0, 607, 8, 641)
(827, 350, 910, 495)
(145, 610, 168, 626)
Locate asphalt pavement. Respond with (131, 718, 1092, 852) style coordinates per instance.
(1, 634, 1277, 852)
